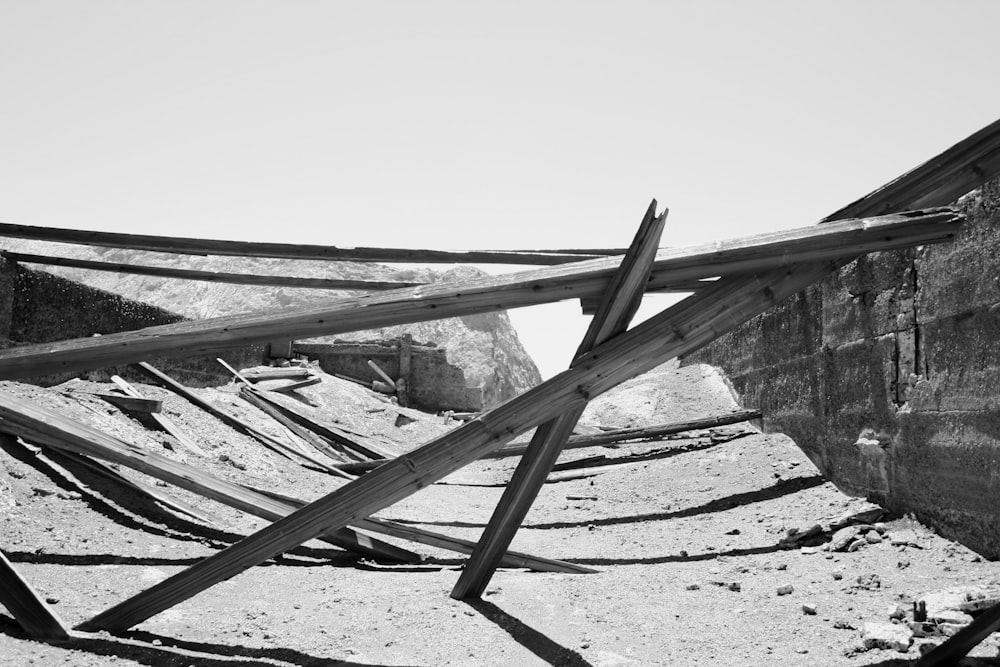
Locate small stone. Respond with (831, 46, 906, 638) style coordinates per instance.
(725, 528, 740, 535)
(777, 584, 794, 596)
(685, 584, 700, 591)
(865, 530, 883, 544)
(834, 619, 855, 630)
(888, 605, 907, 621)
(848, 538, 867, 552)
(832, 571, 844, 581)
(727, 582, 741, 592)
(587, 524, 596, 532)
(44, 597, 58, 605)
(802, 603, 817, 615)
(776, 563, 787, 571)
(828, 525, 863, 552)
(800, 546, 817, 555)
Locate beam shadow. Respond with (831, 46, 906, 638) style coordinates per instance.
(5, 549, 358, 568)
(0, 615, 410, 666)
(391, 475, 826, 531)
(464, 599, 594, 667)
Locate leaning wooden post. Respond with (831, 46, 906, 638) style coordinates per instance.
(0, 549, 70, 641)
(397, 334, 413, 407)
(451, 200, 667, 599)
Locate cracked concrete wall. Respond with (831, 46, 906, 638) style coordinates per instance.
(688, 177, 1000, 558)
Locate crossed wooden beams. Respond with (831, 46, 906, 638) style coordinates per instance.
(0, 117, 998, 641)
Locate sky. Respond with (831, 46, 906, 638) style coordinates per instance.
(2, 2, 1000, 378)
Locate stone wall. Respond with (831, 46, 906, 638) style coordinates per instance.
(295, 339, 483, 412)
(689, 178, 1000, 558)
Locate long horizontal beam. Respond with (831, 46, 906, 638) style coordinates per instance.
(0, 208, 963, 380)
(0, 222, 613, 265)
(1, 251, 425, 290)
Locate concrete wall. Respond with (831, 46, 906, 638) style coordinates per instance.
(296, 339, 483, 412)
(0, 258, 267, 386)
(689, 177, 1000, 558)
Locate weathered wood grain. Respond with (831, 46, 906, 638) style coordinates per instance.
(0, 549, 70, 640)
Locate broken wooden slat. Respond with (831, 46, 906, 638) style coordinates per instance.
(238, 386, 354, 474)
(0, 226, 609, 265)
(0, 251, 426, 290)
(452, 200, 668, 599)
(0, 389, 420, 564)
(269, 377, 322, 394)
(366, 359, 396, 389)
(0, 549, 70, 641)
(97, 394, 162, 414)
(109, 375, 207, 457)
(0, 209, 964, 380)
(240, 367, 312, 383)
(332, 410, 761, 474)
(244, 388, 396, 461)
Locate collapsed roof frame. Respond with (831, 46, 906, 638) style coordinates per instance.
(0, 118, 998, 663)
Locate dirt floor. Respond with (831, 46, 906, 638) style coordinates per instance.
(1, 360, 999, 666)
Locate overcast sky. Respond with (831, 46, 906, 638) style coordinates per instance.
(3, 2, 1000, 377)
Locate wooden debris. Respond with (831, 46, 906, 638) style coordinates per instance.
(240, 367, 312, 383)
(109, 375, 207, 457)
(268, 377, 322, 394)
(0, 388, 419, 564)
(0, 250, 426, 290)
(96, 394, 162, 414)
(0, 208, 966, 380)
(0, 549, 70, 641)
(367, 359, 396, 389)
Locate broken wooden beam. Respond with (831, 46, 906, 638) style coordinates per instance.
(97, 394, 162, 414)
(0, 208, 964, 380)
(0, 251, 426, 290)
(333, 409, 763, 473)
(452, 199, 667, 599)
(0, 228, 612, 265)
(109, 375, 207, 457)
(269, 377, 322, 394)
(367, 359, 396, 389)
(239, 367, 313, 383)
(0, 548, 70, 641)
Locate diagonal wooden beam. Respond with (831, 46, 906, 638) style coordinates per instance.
(0, 548, 70, 641)
(451, 201, 667, 599)
(75, 116, 1000, 634)
(0, 208, 963, 380)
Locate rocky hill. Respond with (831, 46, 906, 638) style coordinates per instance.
(0, 240, 542, 406)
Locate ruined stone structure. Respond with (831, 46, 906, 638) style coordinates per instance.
(691, 177, 1000, 558)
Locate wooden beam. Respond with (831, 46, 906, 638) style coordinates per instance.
(913, 600, 1000, 666)
(240, 367, 313, 383)
(0, 208, 963, 380)
(269, 377, 322, 394)
(0, 226, 611, 265)
(97, 394, 162, 414)
(332, 409, 764, 473)
(0, 389, 419, 563)
(452, 200, 667, 599)
(0, 251, 426, 290)
(109, 375, 207, 457)
(0, 549, 70, 641)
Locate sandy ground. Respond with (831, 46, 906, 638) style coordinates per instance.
(1, 361, 999, 666)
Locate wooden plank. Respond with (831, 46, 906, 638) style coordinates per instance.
(0, 227, 610, 265)
(109, 375, 207, 457)
(0, 209, 964, 380)
(74, 117, 1000, 632)
(241, 368, 312, 383)
(452, 200, 668, 599)
(97, 394, 162, 414)
(0, 251, 425, 290)
(238, 386, 354, 476)
(268, 377, 322, 394)
(332, 409, 762, 474)
(0, 389, 419, 563)
(0, 549, 70, 641)
(367, 359, 396, 389)
(244, 388, 396, 461)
